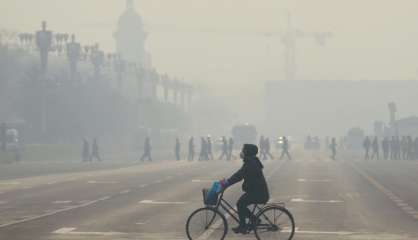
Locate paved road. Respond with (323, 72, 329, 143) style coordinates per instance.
(0, 156, 417, 240)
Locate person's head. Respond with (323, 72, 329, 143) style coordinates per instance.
(240, 144, 258, 159)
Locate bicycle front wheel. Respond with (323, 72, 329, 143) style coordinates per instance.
(186, 207, 228, 240)
(254, 206, 295, 240)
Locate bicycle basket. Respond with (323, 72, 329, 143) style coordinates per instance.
(202, 188, 218, 206)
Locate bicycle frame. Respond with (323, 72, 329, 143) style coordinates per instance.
(211, 190, 265, 225)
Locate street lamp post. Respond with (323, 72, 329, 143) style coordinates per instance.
(35, 21, 52, 135)
(90, 43, 104, 79)
(35, 21, 52, 75)
(66, 34, 81, 82)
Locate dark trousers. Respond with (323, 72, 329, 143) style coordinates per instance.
(237, 193, 267, 227)
(140, 151, 152, 161)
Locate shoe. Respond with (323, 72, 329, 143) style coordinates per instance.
(232, 226, 248, 234)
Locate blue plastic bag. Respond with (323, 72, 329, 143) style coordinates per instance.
(206, 181, 220, 205)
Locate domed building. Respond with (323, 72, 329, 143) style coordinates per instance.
(114, 0, 151, 67)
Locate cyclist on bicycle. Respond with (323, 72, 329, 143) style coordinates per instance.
(220, 144, 270, 234)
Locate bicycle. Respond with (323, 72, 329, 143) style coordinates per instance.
(186, 188, 295, 240)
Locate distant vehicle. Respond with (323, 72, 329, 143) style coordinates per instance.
(346, 127, 365, 151)
(275, 136, 293, 150)
(231, 123, 257, 147)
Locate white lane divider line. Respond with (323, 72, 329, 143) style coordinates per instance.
(139, 184, 148, 188)
(135, 221, 149, 225)
(349, 162, 418, 220)
(0, 199, 99, 229)
(0, 182, 21, 185)
(298, 178, 331, 182)
(88, 181, 119, 184)
(52, 227, 126, 236)
(139, 200, 188, 205)
(192, 179, 213, 183)
(119, 189, 131, 194)
(52, 201, 72, 204)
(291, 198, 343, 203)
(153, 180, 163, 184)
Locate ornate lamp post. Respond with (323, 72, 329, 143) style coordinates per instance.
(35, 21, 52, 75)
(90, 43, 105, 79)
(161, 74, 169, 102)
(66, 34, 81, 82)
(150, 68, 159, 100)
(187, 85, 194, 112)
(173, 79, 179, 105)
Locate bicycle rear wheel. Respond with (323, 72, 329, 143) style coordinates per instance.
(254, 206, 295, 240)
(186, 207, 228, 240)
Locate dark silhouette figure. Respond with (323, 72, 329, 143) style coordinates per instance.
(414, 137, 418, 160)
(207, 137, 214, 160)
(228, 137, 234, 161)
(199, 137, 208, 161)
(401, 136, 408, 160)
(90, 138, 101, 161)
(218, 136, 228, 160)
(264, 137, 274, 160)
(363, 136, 371, 160)
(140, 137, 152, 162)
(371, 137, 379, 160)
(390, 136, 396, 160)
(188, 137, 195, 161)
(225, 144, 269, 234)
(382, 137, 390, 160)
(259, 136, 266, 160)
(405, 136, 413, 160)
(395, 136, 401, 160)
(175, 138, 181, 161)
(82, 138, 90, 162)
(279, 136, 292, 160)
(329, 137, 337, 160)
(0, 123, 6, 151)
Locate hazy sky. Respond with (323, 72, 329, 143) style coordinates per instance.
(1, 0, 418, 90)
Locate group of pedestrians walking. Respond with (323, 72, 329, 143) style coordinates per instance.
(82, 138, 101, 162)
(363, 136, 418, 160)
(137, 135, 293, 162)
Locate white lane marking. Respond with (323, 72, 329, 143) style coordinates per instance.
(298, 178, 331, 182)
(349, 162, 418, 221)
(0, 199, 99, 229)
(53, 227, 126, 236)
(119, 189, 131, 194)
(153, 180, 163, 184)
(139, 184, 148, 188)
(0, 182, 21, 185)
(53, 227, 76, 234)
(139, 200, 187, 205)
(87, 181, 119, 184)
(98, 196, 111, 201)
(52, 201, 72, 204)
(135, 221, 149, 225)
(291, 198, 343, 203)
(192, 179, 213, 183)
